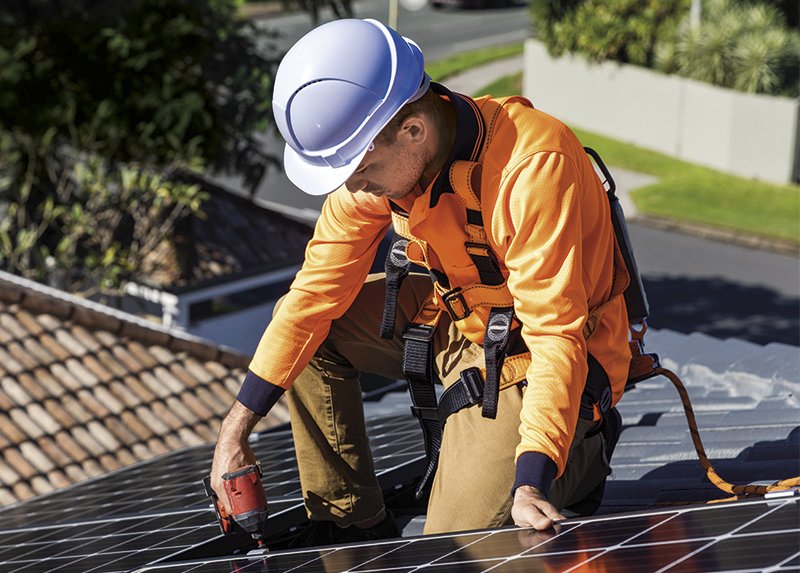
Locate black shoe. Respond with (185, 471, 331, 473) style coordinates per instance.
(565, 408, 623, 516)
(289, 511, 401, 548)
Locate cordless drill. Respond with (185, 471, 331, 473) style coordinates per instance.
(203, 464, 269, 548)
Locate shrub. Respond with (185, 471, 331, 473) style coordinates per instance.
(0, 0, 280, 295)
(656, 0, 800, 96)
(530, 0, 688, 67)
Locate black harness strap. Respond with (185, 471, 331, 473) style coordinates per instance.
(481, 306, 515, 419)
(380, 235, 411, 339)
(401, 322, 442, 499)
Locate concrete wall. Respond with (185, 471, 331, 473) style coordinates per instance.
(523, 40, 800, 184)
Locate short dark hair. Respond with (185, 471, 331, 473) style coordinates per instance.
(375, 88, 440, 144)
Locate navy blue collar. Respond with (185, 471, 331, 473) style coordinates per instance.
(428, 82, 486, 208)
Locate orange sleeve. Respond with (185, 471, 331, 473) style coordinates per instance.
(494, 151, 591, 479)
(248, 188, 391, 388)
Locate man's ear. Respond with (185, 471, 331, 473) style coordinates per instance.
(399, 115, 427, 145)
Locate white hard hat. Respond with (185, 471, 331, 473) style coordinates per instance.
(272, 19, 429, 195)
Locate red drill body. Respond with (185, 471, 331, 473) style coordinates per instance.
(204, 464, 269, 547)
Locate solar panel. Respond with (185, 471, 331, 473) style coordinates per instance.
(0, 412, 426, 573)
(131, 496, 800, 573)
(0, 413, 424, 529)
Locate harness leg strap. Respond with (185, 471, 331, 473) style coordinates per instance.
(402, 323, 443, 499)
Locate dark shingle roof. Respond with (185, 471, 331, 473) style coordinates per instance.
(144, 181, 313, 293)
(602, 328, 800, 513)
(0, 270, 288, 505)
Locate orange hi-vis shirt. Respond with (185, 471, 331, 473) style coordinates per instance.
(242, 90, 631, 495)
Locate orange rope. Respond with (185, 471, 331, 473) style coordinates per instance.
(653, 367, 800, 499)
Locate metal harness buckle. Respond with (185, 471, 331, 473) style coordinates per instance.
(441, 288, 469, 321)
(403, 323, 436, 343)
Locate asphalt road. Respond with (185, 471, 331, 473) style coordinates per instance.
(233, 2, 799, 348)
(255, 0, 532, 61)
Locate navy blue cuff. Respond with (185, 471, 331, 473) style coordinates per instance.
(236, 370, 285, 417)
(512, 452, 557, 497)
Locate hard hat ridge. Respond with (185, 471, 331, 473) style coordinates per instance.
(272, 18, 428, 195)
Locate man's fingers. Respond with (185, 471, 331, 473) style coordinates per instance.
(512, 486, 566, 531)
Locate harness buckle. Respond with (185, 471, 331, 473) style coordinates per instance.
(459, 367, 484, 405)
(403, 323, 436, 343)
(441, 288, 469, 321)
(410, 405, 440, 422)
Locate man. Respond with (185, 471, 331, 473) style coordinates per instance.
(211, 18, 631, 543)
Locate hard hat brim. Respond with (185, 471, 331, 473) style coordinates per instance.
(284, 142, 370, 196)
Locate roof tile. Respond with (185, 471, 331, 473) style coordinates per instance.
(64, 358, 99, 387)
(92, 386, 124, 415)
(7, 341, 38, 371)
(0, 460, 21, 486)
(98, 453, 121, 472)
(182, 392, 213, 421)
(38, 334, 71, 362)
(4, 448, 37, 479)
(150, 402, 183, 431)
(168, 364, 200, 389)
(43, 399, 75, 428)
(50, 363, 83, 392)
(8, 408, 44, 439)
(120, 411, 155, 442)
(115, 448, 137, 467)
(12, 482, 34, 500)
(46, 469, 71, 490)
(146, 437, 170, 456)
(95, 349, 129, 379)
(26, 403, 61, 435)
(63, 464, 88, 482)
(71, 325, 103, 353)
(153, 366, 186, 395)
(183, 357, 214, 384)
(30, 476, 54, 495)
(76, 389, 110, 419)
(131, 443, 153, 460)
(109, 379, 146, 408)
(54, 432, 89, 464)
(32, 368, 63, 399)
(21, 338, 55, 366)
(138, 371, 171, 399)
(0, 415, 26, 443)
(86, 421, 120, 451)
(80, 459, 104, 478)
(133, 406, 171, 436)
(70, 426, 106, 457)
(15, 309, 44, 336)
(126, 341, 159, 370)
(111, 345, 146, 374)
(53, 328, 89, 357)
(19, 441, 55, 473)
(0, 347, 24, 376)
(0, 489, 17, 506)
(61, 394, 92, 425)
(0, 313, 27, 340)
(104, 419, 139, 447)
(17, 372, 49, 402)
(164, 396, 199, 426)
(177, 427, 204, 446)
(38, 437, 73, 467)
(2, 377, 31, 407)
(83, 355, 114, 384)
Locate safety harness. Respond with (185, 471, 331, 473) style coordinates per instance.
(380, 84, 799, 501)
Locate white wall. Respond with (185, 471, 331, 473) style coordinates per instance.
(523, 40, 800, 184)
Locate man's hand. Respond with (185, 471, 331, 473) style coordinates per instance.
(511, 485, 565, 531)
(210, 401, 262, 514)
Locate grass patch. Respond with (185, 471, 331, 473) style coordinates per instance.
(427, 43, 524, 82)
(474, 72, 800, 244)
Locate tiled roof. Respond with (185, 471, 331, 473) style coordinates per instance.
(0, 270, 288, 506)
(143, 180, 313, 292)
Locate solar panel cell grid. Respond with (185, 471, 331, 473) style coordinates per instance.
(0, 414, 425, 529)
(132, 498, 800, 573)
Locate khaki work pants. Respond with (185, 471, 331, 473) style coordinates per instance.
(286, 273, 609, 535)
